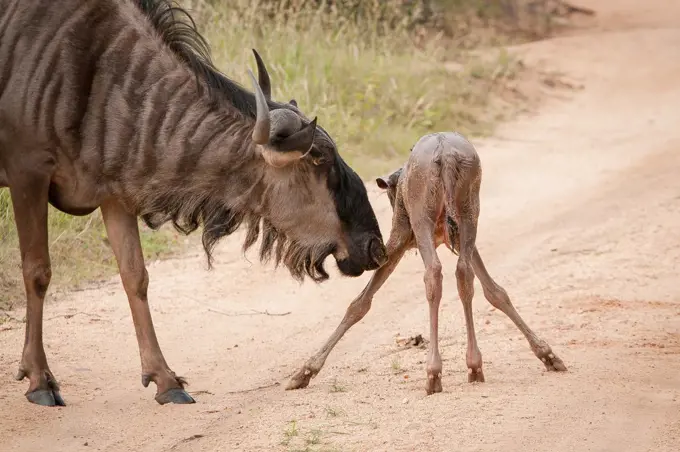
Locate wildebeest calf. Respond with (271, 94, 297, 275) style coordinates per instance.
(287, 131, 567, 394)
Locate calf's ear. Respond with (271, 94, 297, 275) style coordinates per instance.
(375, 177, 389, 189)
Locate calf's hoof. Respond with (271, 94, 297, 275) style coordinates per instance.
(468, 367, 485, 383)
(286, 366, 316, 390)
(26, 389, 66, 407)
(425, 373, 443, 395)
(155, 388, 196, 405)
(540, 352, 567, 372)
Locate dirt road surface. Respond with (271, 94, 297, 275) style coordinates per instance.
(2, 1, 679, 451)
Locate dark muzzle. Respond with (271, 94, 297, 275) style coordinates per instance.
(367, 237, 388, 269)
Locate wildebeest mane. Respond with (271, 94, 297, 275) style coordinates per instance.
(135, 0, 285, 117)
(139, 186, 333, 282)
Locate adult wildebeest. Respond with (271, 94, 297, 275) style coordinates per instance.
(287, 132, 566, 394)
(0, 0, 387, 407)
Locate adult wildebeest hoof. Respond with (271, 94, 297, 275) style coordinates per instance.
(155, 388, 196, 405)
(26, 389, 66, 407)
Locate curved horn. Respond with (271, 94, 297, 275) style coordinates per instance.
(252, 49, 272, 100)
(248, 69, 270, 144)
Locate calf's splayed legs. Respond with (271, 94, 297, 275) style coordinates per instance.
(287, 131, 567, 394)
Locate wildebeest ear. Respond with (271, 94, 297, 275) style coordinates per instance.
(376, 177, 389, 189)
(289, 99, 298, 107)
(275, 117, 317, 153)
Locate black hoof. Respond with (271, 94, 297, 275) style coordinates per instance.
(155, 388, 196, 405)
(26, 389, 66, 407)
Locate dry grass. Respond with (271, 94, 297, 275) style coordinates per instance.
(1, 0, 547, 310)
(198, 0, 524, 176)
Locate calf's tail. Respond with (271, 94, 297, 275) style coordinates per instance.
(439, 151, 480, 256)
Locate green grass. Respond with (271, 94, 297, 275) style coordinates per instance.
(1, 0, 530, 311)
(279, 419, 343, 452)
(328, 379, 347, 393)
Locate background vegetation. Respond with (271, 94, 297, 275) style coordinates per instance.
(0, 0, 584, 310)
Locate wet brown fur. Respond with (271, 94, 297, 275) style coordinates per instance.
(287, 131, 567, 393)
(0, 0, 386, 406)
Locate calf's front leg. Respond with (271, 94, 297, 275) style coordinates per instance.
(100, 199, 195, 405)
(286, 215, 412, 390)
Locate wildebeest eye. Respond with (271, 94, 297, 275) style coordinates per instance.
(309, 148, 326, 166)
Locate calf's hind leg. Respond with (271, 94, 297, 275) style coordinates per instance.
(412, 223, 444, 394)
(100, 199, 195, 405)
(10, 165, 65, 406)
(471, 247, 567, 372)
(445, 165, 485, 384)
(451, 215, 485, 383)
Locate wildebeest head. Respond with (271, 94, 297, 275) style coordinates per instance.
(246, 51, 387, 280)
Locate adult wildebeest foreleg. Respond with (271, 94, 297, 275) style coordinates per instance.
(286, 212, 413, 390)
(11, 163, 65, 406)
(100, 199, 195, 405)
(470, 247, 567, 372)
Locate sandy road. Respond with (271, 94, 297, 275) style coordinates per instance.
(1, 1, 680, 451)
